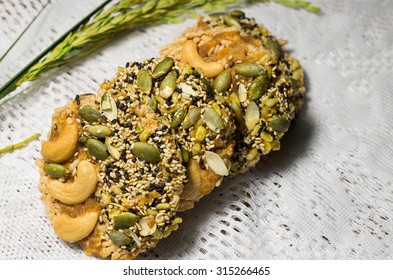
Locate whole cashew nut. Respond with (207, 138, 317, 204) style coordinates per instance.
(41, 113, 79, 163)
(181, 40, 224, 78)
(52, 211, 99, 242)
(47, 160, 98, 205)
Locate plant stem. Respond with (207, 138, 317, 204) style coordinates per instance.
(0, 0, 112, 100)
(0, 133, 41, 156)
(0, 1, 52, 63)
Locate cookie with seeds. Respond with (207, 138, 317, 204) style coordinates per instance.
(160, 11, 305, 174)
(111, 58, 236, 211)
(38, 88, 187, 259)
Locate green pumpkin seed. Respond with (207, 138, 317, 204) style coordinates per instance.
(114, 212, 139, 229)
(132, 142, 161, 163)
(261, 131, 273, 142)
(205, 151, 228, 176)
(270, 116, 290, 132)
(229, 93, 245, 124)
(203, 107, 225, 132)
(160, 72, 177, 99)
(100, 93, 117, 121)
(171, 107, 187, 128)
(143, 95, 157, 111)
(213, 70, 231, 93)
(105, 138, 120, 160)
(248, 74, 269, 101)
(156, 203, 171, 210)
(152, 58, 174, 78)
(43, 164, 68, 178)
(191, 143, 201, 155)
(201, 78, 215, 97)
(230, 10, 245, 19)
(235, 62, 266, 77)
(246, 148, 259, 161)
(182, 107, 201, 129)
(86, 125, 112, 138)
(180, 146, 190, 163)
(78, 106, 101, 123)
(223, 15, 241, 28)
(195, 126, 207, 142)
(245, 101, 260, 132)
(86, 139, 109, 160)
(265, 37, 283, 60)
(237, 83, 247, 102)
(108, 231, 131, 246)
(137, 69, 152, 94)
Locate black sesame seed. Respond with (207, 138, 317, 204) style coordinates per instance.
(184, 73, 189, 79)
(75, 95, 80, 105)
(125, 62, 130, 68)
(229, 61, 235, 68)
(199, 159, 206, 170)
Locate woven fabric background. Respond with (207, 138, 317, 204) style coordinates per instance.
(0, 0, 392, 260)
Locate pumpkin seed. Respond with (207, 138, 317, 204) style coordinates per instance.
(78, 105, 101, 123)
(205, 151, 228, 176)
(191, 143, 201, 155)
(235, 62, 266, 77)
(143, 96, 157, 111)
(246, 148, 259, 161)
(265, 97, 277, 107)
(195, 126, 207, 142)
(261, 131, 273, 142)
(265, 37, 283, 60)
(139, 129, 150, 142)
(181, 160, 202, 200)
(203, 107, 224, 132)
(100, 93, 117, 121)
(245, 101, 260, 132)
(132, 142, 161, 163)
(212, 102, 222, 116)
(181, 146, 190, 163)
(137, 69, 152, 94)
(114, 212, 139, 229)
(160, 72, 177, 99)
(139, 216, 157, 236)
(156, 203, 171, 210)
(179, 82, 198, 96)
(108, 231, 131, 246)
(229, 93, 244, 124)
(223, 15, 241, 28)
(248, 74, 269, 101)
(86, 139, 109, 160)
(213, 70, 231, 93)
(171, 107, 187, 128)
(251, 124, 261, 136)
(270, 116, 290, 132)
(182, 107, 201, 129)
(43, 163, 68, 178)
(201, 78, 215, 97)
(86, 125, 111, 138)
(128, 231, 141, 247)
(105, 138, 120, 160)
(230, 10, 245, 19)
(238, 83, 247, 102)
(152, 58, 174, 78)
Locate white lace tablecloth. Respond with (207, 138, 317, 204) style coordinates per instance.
(0, 0, 392, 260)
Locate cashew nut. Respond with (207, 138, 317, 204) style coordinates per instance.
(41, 113, 79, 163)
(181, 40, 224, 78)
(52, 211, 99, 242)
(47, 160, 98, 205)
